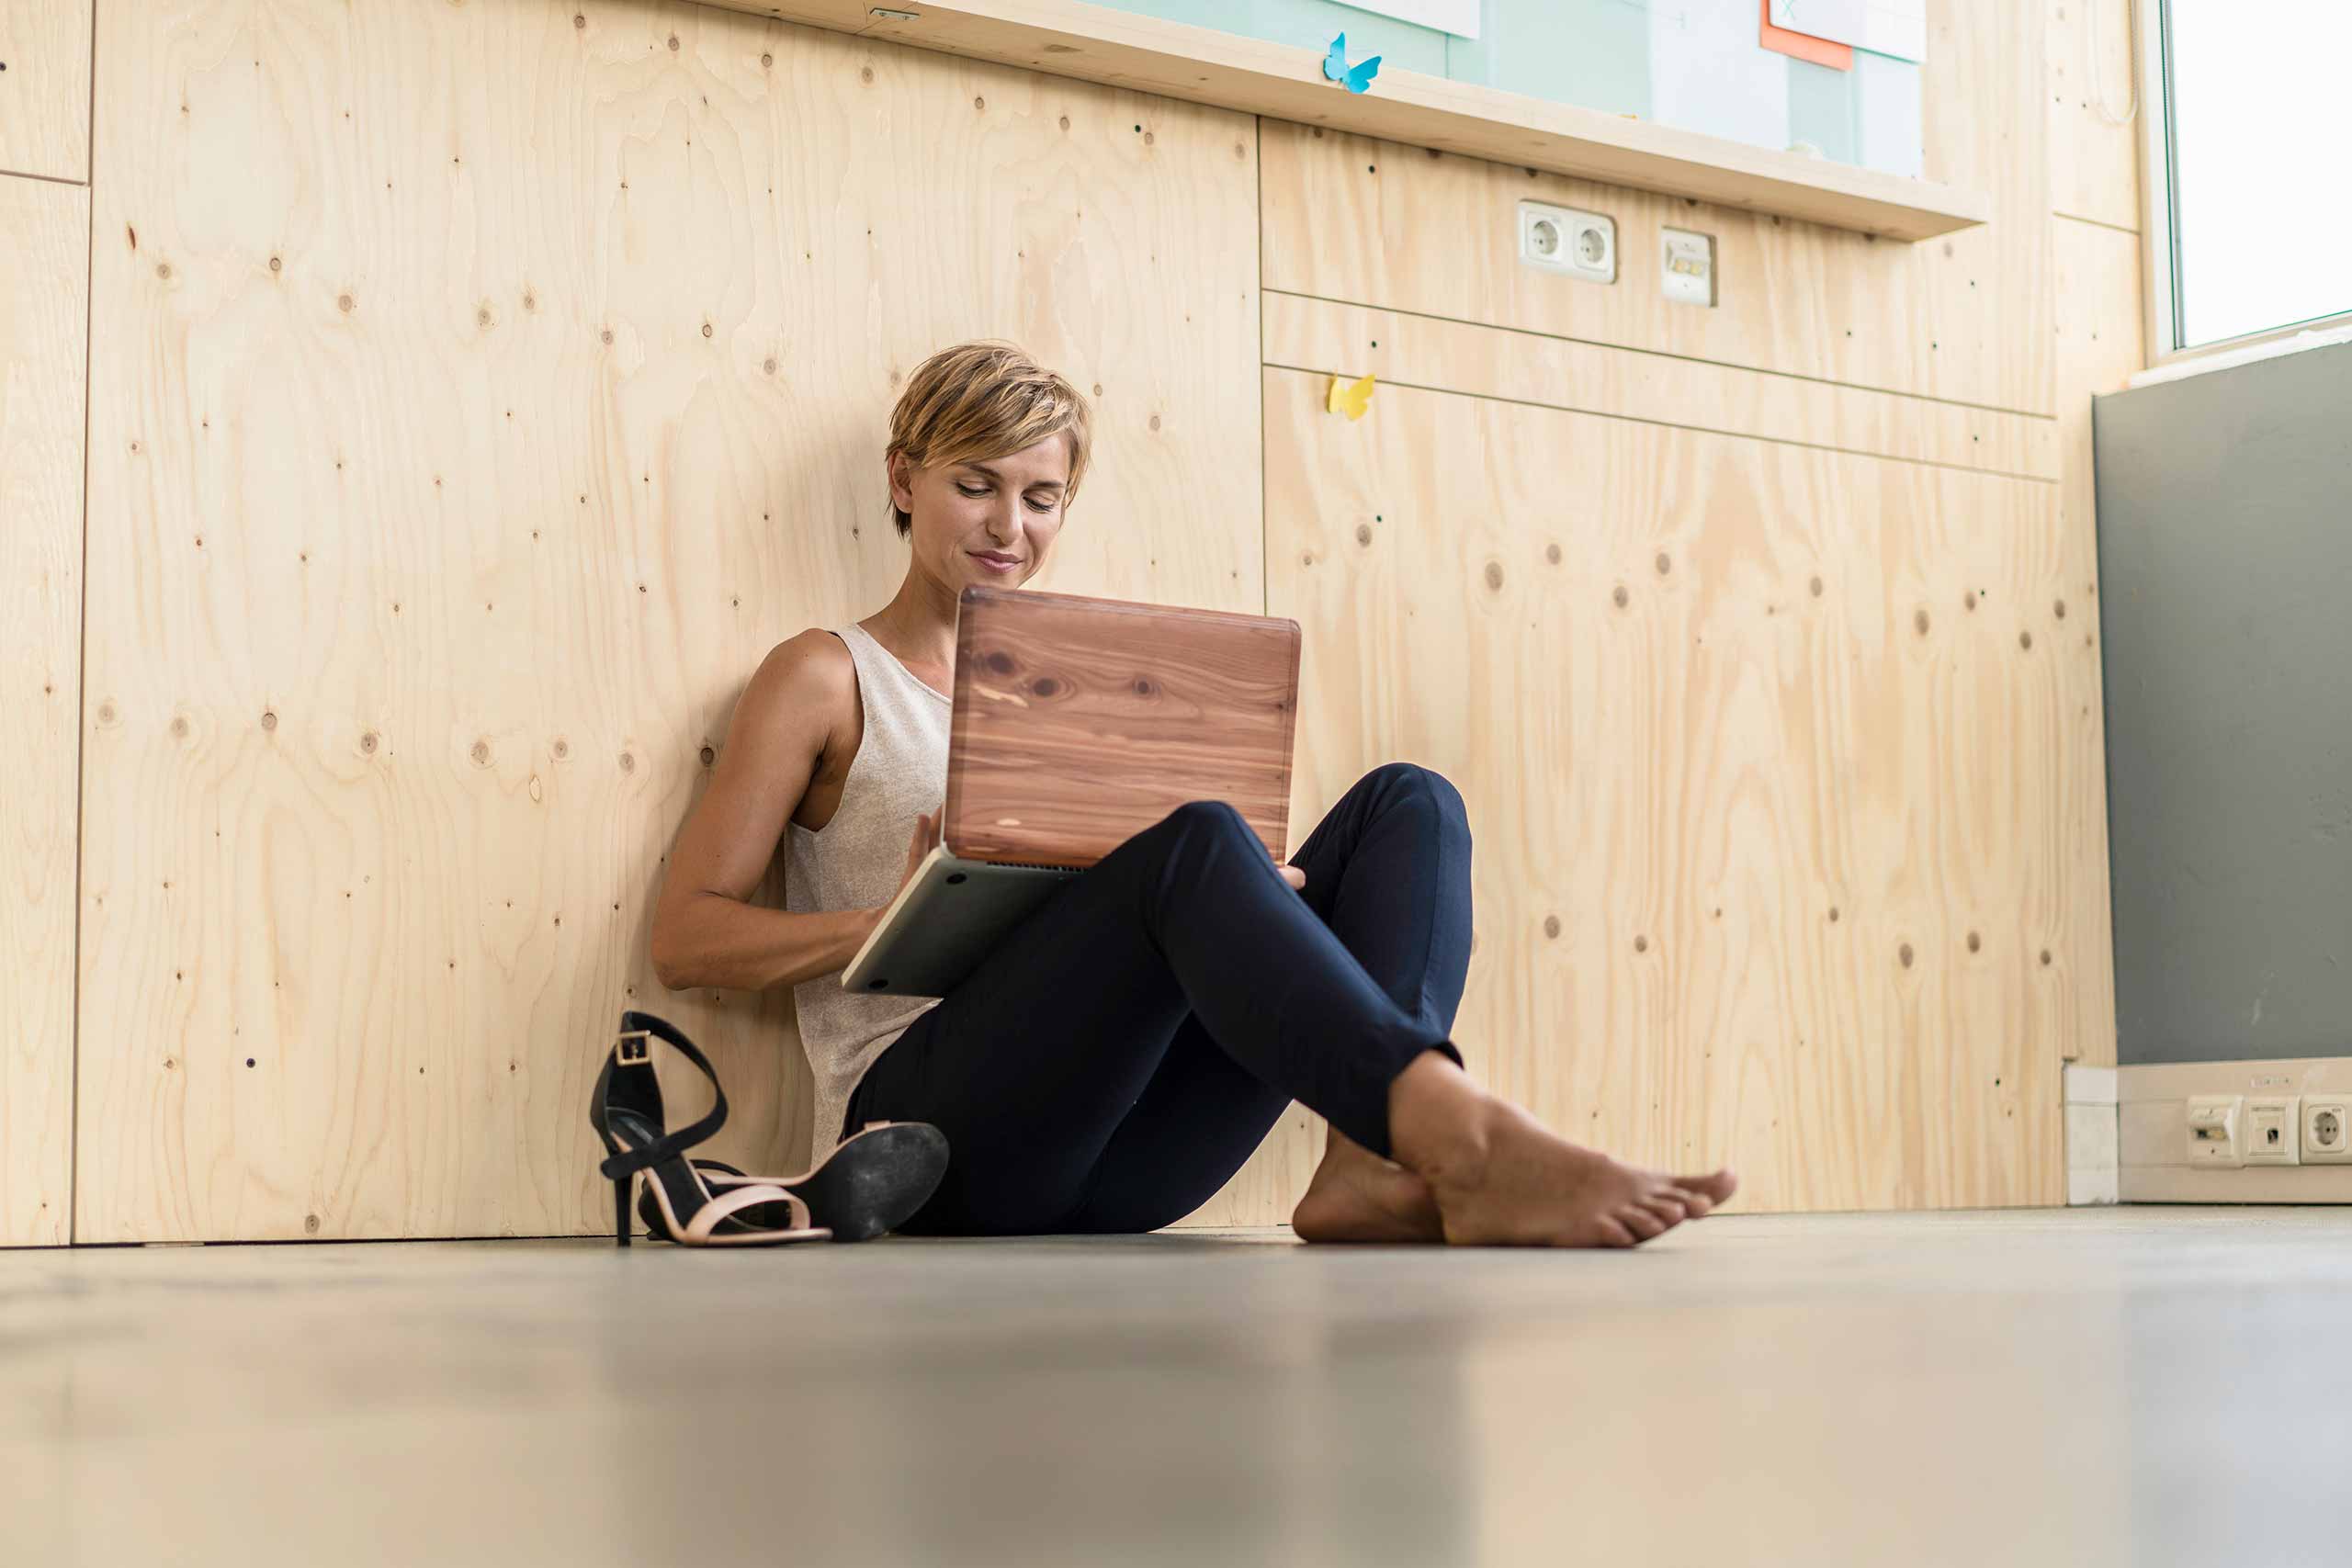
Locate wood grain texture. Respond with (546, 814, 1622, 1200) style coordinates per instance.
(1264, 292, 2062, 480)
(2040, 0, 2134, 1072)
(77, 0, 1261, 1242)
(0, 0, 90, 183)
(946, 587, 1300, 867)
(1267, 367, 2087, 1211)
(2046, 0, 2140, 233)
(0, 175, 86, 1247)
(1261, 0, 2054, 417)
(686, 0, 1985, 240)
(2048, 215, 2140, 1069)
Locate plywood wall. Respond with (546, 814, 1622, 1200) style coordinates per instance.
(1259, 0, 2053, 415)
(0, 0, 92, 182)
(76, 0, 1261, 1243)
(52, 0, 2133, 1240)
(2047, 0, 2140, 234)
(1244, 0, 2123, 1213)
(1268, 370, 2088, 1207)
(2045, 0, 2141, 1070)
(0, 175, 88, 1247)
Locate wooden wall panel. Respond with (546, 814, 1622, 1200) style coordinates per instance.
(2042, 0, 2138, 1066)
(1261, 0, 2053, 417)
(2048, 216, 2141, 1069)
(2047, 0, 2140, 233)
(0, 175, 87, 1247)
(0, 0, 90, 183)
(1267, 368, 2084, 1210)
(1246, 0, 2100, 1213)
(1263, 293, 2062, 480)
(78, 0, 1261, 1242)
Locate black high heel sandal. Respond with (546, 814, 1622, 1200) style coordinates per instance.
(589, 1011, 830, 1248)
(639, 1119, 951, 1244)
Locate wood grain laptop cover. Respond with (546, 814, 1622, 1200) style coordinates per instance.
(942, 585, 1302, 868)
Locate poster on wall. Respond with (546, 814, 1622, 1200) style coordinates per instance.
(1767, 0, 1926, 62)
(1652, 0, 1792, 152)
(1339, 0, 1481, 39)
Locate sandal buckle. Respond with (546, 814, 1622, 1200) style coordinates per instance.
(616, 1029, 653, 1067)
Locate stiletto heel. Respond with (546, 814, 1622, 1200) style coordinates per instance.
(588, 1011, 831, 1247)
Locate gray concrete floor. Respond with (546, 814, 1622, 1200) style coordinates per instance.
(5, 1208, 2349, 1567)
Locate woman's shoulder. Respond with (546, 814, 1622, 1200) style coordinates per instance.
(754, 626, 855, 690)
(736, 627, 858, 739)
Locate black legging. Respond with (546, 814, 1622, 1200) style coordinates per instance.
(843, 762, 1474, 1234)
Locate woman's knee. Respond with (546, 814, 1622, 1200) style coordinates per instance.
(1123, 800, 1266, 906)
(1360, 761, 1469, 828)
(1159, 797, 1259, 843)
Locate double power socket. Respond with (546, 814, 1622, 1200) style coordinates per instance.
(1518, 200, 1718, 307)
(2186, 1093, 2352, 1168)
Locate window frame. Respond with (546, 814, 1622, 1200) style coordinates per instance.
(2139, 0, 2352, 368)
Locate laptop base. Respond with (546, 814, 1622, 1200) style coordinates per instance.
(838, 844, 1083, 998)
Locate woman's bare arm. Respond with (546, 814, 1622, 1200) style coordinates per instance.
(649, 633, 881, 992)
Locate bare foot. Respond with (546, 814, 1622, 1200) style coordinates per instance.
(1388, 1052, 1737, 1247)
(1290, 1129, 1443, 1244)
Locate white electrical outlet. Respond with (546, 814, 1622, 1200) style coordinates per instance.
(1519, 201, 1615, 284)
(2184, 1095, 2244, 1168)
(1661, 227, 1717, 307)
(2244, 1096, 2301, 1165)
(2303, 1096, 2352, 1163)
(2117, 1062, 2352, 1200)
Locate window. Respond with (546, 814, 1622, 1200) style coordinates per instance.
(2145, 0, 2352, 357)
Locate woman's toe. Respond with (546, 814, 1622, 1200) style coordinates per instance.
(1667, 1186, 1714, 1219)
(1640, 1193, 1689, 1229)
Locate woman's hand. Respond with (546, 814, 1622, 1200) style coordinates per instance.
(1277, 860, 1306, 892)
(895, 809, 940, 905)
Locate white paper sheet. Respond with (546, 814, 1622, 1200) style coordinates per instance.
(1855, 49, 1923, 176)
(1861, 0, 1927, 62)
(1652, 0, 1792, 152)
(1770, 0, 1927, 62)
(1770, 0, 1864, 48)
(1336, 0, 1481, 39)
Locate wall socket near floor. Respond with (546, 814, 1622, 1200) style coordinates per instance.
(2185, 1095, 2245, 1166)
(2120, 1058, 2352, 1201)
(2246, 1097, 2301, 1164)
(2305, 1096, 2352, 1161)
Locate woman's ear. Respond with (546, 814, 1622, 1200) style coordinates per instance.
(887, 451, 917, 515)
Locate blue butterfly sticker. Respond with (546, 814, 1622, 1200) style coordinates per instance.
(1322, 32, 1382, 95)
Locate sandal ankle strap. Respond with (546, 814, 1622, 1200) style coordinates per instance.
(594, 1010, 730, 1181)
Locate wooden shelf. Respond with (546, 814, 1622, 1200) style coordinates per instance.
(711, 0, 1989, 242)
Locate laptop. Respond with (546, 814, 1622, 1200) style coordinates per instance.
(839, 584, 1303, 997)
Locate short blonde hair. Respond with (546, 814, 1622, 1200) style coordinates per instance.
(886, 341, 1092, 537)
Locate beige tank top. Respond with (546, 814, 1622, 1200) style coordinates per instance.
(785, 622, 950, 1152)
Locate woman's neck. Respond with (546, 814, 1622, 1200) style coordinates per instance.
(863, 574, 959, 671)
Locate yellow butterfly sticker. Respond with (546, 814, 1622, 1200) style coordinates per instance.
(1326, 372, 1375, 421)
